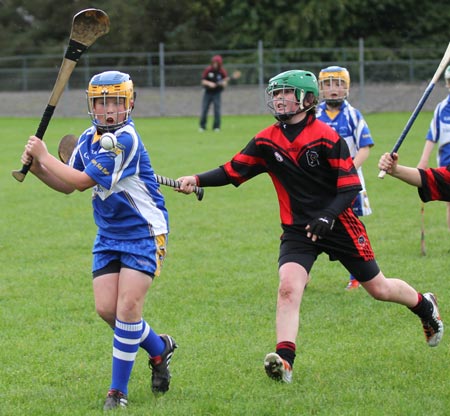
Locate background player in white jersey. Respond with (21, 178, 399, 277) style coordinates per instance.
(417, 65, 450, 230)
(316, 66, 374, 290)
(21, 71, 177, 410)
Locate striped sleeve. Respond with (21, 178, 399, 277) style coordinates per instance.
(222, 139, 267, 186)
(418, 167, 450, 202)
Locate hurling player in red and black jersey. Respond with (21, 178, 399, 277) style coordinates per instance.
(379, 151, 450, 202)
(178, 70, 443, 384)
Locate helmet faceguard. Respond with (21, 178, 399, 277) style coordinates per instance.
(87, 71, 135, 133)
(318, 66, 350, 106)
(445, 65, 450, 90)
(266, 70, 319, 122)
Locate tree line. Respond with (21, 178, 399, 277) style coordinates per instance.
(0, 0, 447, 57)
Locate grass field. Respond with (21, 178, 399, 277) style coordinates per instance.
(1, 112, 449, 415)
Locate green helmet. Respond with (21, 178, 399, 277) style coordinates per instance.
(266, 70, 319, 121)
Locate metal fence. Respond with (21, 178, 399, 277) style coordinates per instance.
(0, 39, 446, 92)
(1, 40, 447, 116)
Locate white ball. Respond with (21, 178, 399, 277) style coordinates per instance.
(100, 133, 117, 150)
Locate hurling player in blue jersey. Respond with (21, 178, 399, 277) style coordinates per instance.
(22, 71, 177, 410)
(176, 70, 443, 384)
(417, 65, 450, 230)
(317, 66, 374, 290)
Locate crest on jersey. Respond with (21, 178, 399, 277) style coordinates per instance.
(306, 150, 319, 167)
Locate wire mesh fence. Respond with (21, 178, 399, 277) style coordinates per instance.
(0, 40, 446, 91)
(1, 40, 448, 116)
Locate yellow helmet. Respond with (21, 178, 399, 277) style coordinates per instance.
(87, 71, 135, 132)
(318, 66, 350, 105)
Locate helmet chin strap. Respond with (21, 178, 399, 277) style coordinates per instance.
(275, 103, 316, 122)
(325, 99, 344, 108)
(275, 113, 295, 122)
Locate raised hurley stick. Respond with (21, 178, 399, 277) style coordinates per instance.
(12, 8, 110, 182)
(379, 41, 450, 178)
(155, 174, 204, 201)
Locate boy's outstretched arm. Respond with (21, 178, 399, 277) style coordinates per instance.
(378, 152, 423, 187)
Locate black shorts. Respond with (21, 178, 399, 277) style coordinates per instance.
(279, 221, 380, 282)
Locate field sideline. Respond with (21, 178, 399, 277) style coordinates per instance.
(1, 113, 449, 415)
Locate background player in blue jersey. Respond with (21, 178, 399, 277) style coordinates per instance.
(417, 65, 450, 230)
(21, 71, 177, 410)
(317, 66, 374, 290)
(176, 69, 443, 384)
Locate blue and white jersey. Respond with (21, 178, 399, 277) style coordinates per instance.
(316, 100, 374, 157)
(316, 100, 374, 216)
(425, 95, 450, 166)
(69, 119, 169, 239)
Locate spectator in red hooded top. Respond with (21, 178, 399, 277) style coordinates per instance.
(199, 55, 229, 132)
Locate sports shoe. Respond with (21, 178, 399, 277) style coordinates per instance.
(149, 334, 178, 394)
(103, 389, 128, 410)
(264, 352, 292, 383)
(421, 293, 444, 347)
(345, 279, 360, 290)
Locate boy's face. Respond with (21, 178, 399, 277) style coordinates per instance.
(320, 78, 348, 101)
(271, 88, 300, 114)
(93, 96, 127, 127)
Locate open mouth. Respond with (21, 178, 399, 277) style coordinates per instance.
(276, 103, 285, 110)
(106, 116, 115, 124)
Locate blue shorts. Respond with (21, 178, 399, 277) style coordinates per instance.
(92, 234, 168, 278)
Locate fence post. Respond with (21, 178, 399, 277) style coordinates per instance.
(159, 42, 166, 116)
(408, 48, 414, 82)
(358, 37, 365, 111)
(147, 52, 153, 87)
(258, 40, 265, 112)
(22, 57, 28, 91)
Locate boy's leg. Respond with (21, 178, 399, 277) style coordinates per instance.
(361, 272, 443, 347)
(264, 262, 309, 383)
(212, 93, 221, 130)
(199, 92, 211, 130)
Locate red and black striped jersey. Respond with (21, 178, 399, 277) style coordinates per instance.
(222, 117, 362, 227)
(419, 166, 450, 202)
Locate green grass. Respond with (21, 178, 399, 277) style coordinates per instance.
(1, 112, 449, 416)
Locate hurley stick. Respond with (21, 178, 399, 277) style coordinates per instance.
(12, 9, 110, 182)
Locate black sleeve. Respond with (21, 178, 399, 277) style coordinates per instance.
(417, 169, 429, 202)
(320, 188, 360, 219)
(196, 167, 231, 187)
